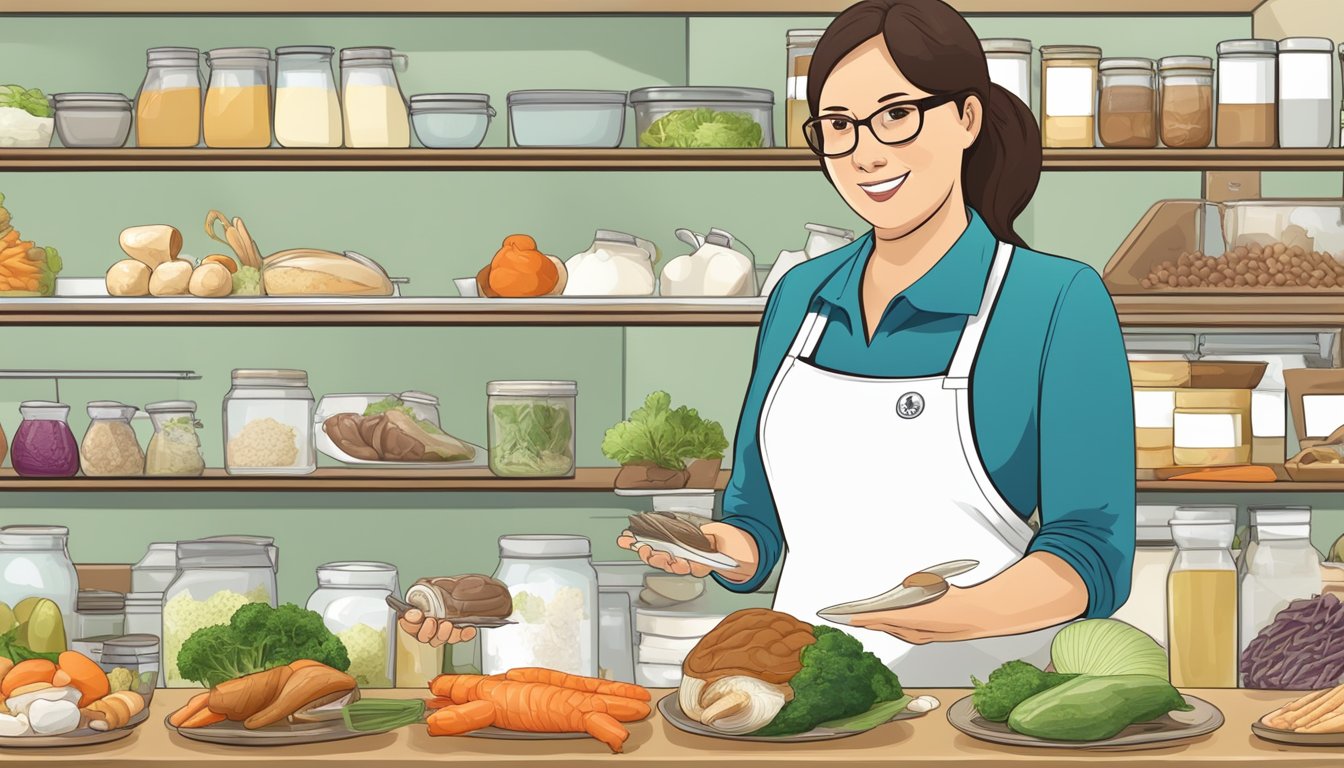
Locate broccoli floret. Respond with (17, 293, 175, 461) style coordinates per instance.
(177, 602, 350, 687)
(752, 626, 904, 737)
(971, 660, 1077, 722)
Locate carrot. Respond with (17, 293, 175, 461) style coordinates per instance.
(58, 651, 111, 708)
(1168, 465, 1278, 483)
(426, 700, 495, 736)
(504, 668, 651, 701)
(2, 659, 56, 697)
(488, 681, 632, 752)
(169, 692, 211, 728)
(0, 230, 18, 245)
(182, 708, 228, 729)
(1301, 711, 1344, 734)
(429, 674, 495, 702)
(0, 242, 34, 258)
(1285, 686, 1344, 729)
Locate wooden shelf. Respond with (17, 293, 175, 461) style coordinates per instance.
(2, 148, 1343, 173)
(0, 467, 731, 492)
(1138, 479, 1343, 492)
(1111, 294, 1344, 328)
(0, 1, 1270, 15)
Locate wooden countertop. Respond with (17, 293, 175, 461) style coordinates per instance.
(8, 688, 1342, 767)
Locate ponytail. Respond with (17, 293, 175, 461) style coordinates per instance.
(963, 83, 1042, 248)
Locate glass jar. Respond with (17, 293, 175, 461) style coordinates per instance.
(0, 525, 79, 644)
(144, 400, 205, 477)
(80, 401, 144, 477)
(75, 590, 126, 639)
(1277, 38, 1334, 148)
(52, 92, 134, 148)
(99, 634, 161, 704)
(785, 30, 823, 148)
(11, 401, 80, 478)
(133, 543, 178, 593)
(197, 534, 279, 573)
(1239, 508, 1321, 667)
(1098, 58, 1157, 149)
(1167, 519, 1237, 688)
(123, 592, 165, 677)
(1158, 56, 1214, 149)
(135, 47, 202, 148)
(163, 539, 277, 686)
(409, 94, 495, 149)
(306, 561, 399, 688)
(1339, 43, 1344, 146)
(486, 380, 577, 478)
(224, 369, 316, 475)
(1040, 45, 1101, 148)
(275, 45, 342, 148)
(204, 47, 273, 149)
(482, 535, 599, 677)
(1216, 39, 1278, 148)
(340, 47, 410, 148)
(981, 38, 1033, 110)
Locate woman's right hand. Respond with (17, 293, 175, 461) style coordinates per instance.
(398, 608, 477, 647)
(617, 521, 759, 584)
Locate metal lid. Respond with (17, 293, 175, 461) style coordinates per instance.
(1100, 57, 1156, 72)
(147, 46, 199, 64)
(275, 45, 336, 57)
(1217, 39, 1278, 56)
(1, 524, 69, 536)
(52, 92, 131, 104)
(1040, 45, 1102, 59)
(786, 29, 824, 45)
(1278, 37, 1333, 53)
(398, 390, 440, 407)
(77, 590, 126, 612)
(176, 539, 273, 568)
(507, 89, 627, 105)
(410, 93, 490, 106)
(341, 46, 395, 62)
(499, 534, 591, 559)
(144, 400, 197, 412)
(980, 38, 1032, 55)
(315, 560, 399, 589)
(627, 86, 775, 105)
(101, 634, 160, 651)
(487, 380, 578, 397)
(231, 368, 310, 386)
(86, 401, 137, 419)
(1158, 55, 1214, 71)
(206, 47, 272, 61)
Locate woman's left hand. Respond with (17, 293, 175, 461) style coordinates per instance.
(844, 586, 988, 645)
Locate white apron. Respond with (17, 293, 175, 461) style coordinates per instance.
(761, 239, 1061, 688)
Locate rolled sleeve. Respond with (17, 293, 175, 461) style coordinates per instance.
(1027, 267, 1136, 619)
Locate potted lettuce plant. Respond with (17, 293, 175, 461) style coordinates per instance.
(602, 391, 728, 490)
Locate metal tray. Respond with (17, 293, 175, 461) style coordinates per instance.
(658, 692, 923, 743)
(0, 709, 149, 748)
(168, 715, 394, 747)
(1252, 720, 1344, 747)
(945, 693, 1224, 751)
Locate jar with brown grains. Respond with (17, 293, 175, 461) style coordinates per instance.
(1158, 56, 1213, 149)
(1140, 243, 1344, 291)
(1216, 39, 1278, 148)
(1099, 58, 1157, 148)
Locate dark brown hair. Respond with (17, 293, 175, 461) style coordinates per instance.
(808, 0, 1042, 247)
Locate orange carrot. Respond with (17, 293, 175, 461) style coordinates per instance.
(504, 668, 651, 701)
(58, 651, 111, 708)
(2, 659, 56, 697)
(1168, 465, 1277, 483)
(426, 700, 495, 736)
(181, 708, 227, 729)
(1, 230, 18, 244)
(168, 693, 212, 728)
(0, 242, 34, 258)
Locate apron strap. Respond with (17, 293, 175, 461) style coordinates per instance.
(789, 306, 831, 361)
(945, 240, 1015, 389)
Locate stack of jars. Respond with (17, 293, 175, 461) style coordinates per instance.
(7, 399, 206, 479)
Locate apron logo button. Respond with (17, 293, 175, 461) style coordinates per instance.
(897, 392, 924, 419)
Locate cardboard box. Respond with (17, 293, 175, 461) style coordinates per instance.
(1173, 408, 1250, 466)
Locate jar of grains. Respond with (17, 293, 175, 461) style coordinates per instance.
(144, 401, 205, 477)
(1099, 58, 1157, 148)
(1216, 39, 1278, 148)
(223, 369, 316, 475)
(80, 401, 145, 477)
(1158, 56, 1214, 148)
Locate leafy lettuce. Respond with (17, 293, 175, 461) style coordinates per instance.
(601, 391, 728, 469)
(639, 108, 764, 149)
(364, 395, 445, 435)
(0, 85, 53, 118)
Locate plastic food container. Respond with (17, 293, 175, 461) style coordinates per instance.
(52, 93, 133, 148)
(99, 634, 161, 705)
(506, 90, 626, 148)
(1223, 199, 1344, 260)
(410, 93, 494, 148)
(486, 380, 577, 478)
(628, 86, 774, 148)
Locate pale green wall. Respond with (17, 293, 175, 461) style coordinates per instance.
(3, 12, 1343, 606)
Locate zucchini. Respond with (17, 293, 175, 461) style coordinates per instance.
(1007, 674, 1193, 742)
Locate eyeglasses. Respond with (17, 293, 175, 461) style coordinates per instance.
(802, 90, 972, 158)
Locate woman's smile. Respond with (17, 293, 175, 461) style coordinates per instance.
(858, 172, 909, 202)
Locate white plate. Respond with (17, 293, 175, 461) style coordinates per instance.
(629, 536, 738, 570)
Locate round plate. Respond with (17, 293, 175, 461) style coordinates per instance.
(169, 715, 392, 747)
(1252, 720, 1344, 746)
(657, 692, 922, 743)
(945, 693, 1224, 751)
(0, 708, 149, 748)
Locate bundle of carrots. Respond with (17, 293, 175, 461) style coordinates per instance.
(0, 193, 62, 296)
(427, 668, 652, 753)
(1261, 683, 1344, 734)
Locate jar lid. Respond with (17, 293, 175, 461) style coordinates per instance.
(176, 539, 273, 568)
(206, 47, 272, 61)
(87, 401, 138, 419)
(52, 92, 132, 104)
(1169, 519, 1234, 548)
(1249, 506, 1312, 524)
(147, 46, 199, 63)
(123, 592, 164, 607)
(627, 86, 775, 105)
(1217, 39, 1278, 56)
(411, 93, 490, 106)
(102, 634, 160, 651)
(145, 400, 197, 412)
(1174, 505, 1236, 522)
(487, 380, 578, 397)
(1158, 55, 1214, 71)
(398, 390, 440, 407)
(77, 590, 126, 612)
(231, 368, 310, 386)
(316, 560, 399, 589)
(786, 29, 825, 44)
(341, 46, 395, 62)
(1278, 37, 1333, 53)
(275, 45, 336, 57)
(1100, 57, 1156, 72)
(980, 38, 1032, 55)
(499, 534, 591, 559)
(507, 89, 628, 106)
(20, 400, 69, 412)
(1040, 45, 1102, 59)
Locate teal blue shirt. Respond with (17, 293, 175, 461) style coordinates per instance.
(717, 209, 1136, 619)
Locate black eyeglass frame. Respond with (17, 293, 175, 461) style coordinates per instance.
(802, 89, 975, 158)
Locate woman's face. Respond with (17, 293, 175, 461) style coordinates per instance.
(819, 36, 982, 236)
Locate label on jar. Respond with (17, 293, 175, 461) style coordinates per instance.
(786, 75, 808, 100)
(1219, 59, 1276, 104)
(1134, 389, 1176, 429)
(1174, 412, 1241, 448)
(1251, 390, 1287, 438)
(1045, 66, 1095, 117)
(1279, 54, 1331, 101)
(1303, 394, 1344, 438)
(987, 59, 1028, 104)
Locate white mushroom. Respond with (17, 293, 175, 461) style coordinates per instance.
(907, 695, 941, 713)
(27, 699, 81, 735)
(149, 259, 192, 296)
(3, 686, 81, 718)
(0, 713, 29, 737)
(683, 675, 791, 735)
(106, 259, 152, 297)
(188, 262, 233, 297)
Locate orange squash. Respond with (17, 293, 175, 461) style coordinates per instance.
(487, 234, 558, 298)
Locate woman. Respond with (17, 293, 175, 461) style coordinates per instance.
(620, 0, 1135, 688)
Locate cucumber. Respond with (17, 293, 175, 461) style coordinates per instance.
(1007, 674, 1193, 742)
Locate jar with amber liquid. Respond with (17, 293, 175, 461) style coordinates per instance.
(204, 47, 273, 149)
(1158, 56, 1213, 148)
(785, 30, 822, 149)
(135, 47, 202, 148)
(1098, 58, 1157, 148)
(1040, 45, 1101, 148)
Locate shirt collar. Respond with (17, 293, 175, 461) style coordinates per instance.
(813, 208, 998, 320)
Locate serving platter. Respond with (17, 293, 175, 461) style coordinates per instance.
(1251, 720, 1344, 747)
(0, 709, 150, 748)
(946, 694, 1224, 751)
(169, 715, 395, 747)
(658, 693, 922, 743)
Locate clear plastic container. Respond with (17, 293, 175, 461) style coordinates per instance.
(1216, 39, 1278, 148)
(1239, 508, 1322, 667)
(144, 400, 205, 477)
(507, 90, 627, 148)
(486, 380, 577, 478)
(0, 525, 79, 644)
(629, 86, 774, 148)
(1277, 38, 1333, 148)
(163, 539, 277, 686)
(306, 561, 399, 689)
(52, 92, 133, 148)
(786, 30, 824, 148)
(1040, 45, 1101, 148)
(133, 542, 178, 592)
(1222, 199, 1344, 261)
(340, 47, 410, 149)
(204, 47, 273, 148)
(123, 592, 165, 683)
(1099, 58, 1156, 149)
(410, 93, 494, 148)
(275, 45, 342, 148)
(1158, 56, 1213, 149)
(11, 401, 80, 478)
(99, 634, 161, 704)
(1167, 519, 1238, 688)
(81, 401, 144, 477)
(135, 47, 202, 148)
(75, 590, 126, 639)
(224, 369, 316, 475)
(481, 535, 599, 677)
(981, 38, 1033, 110)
